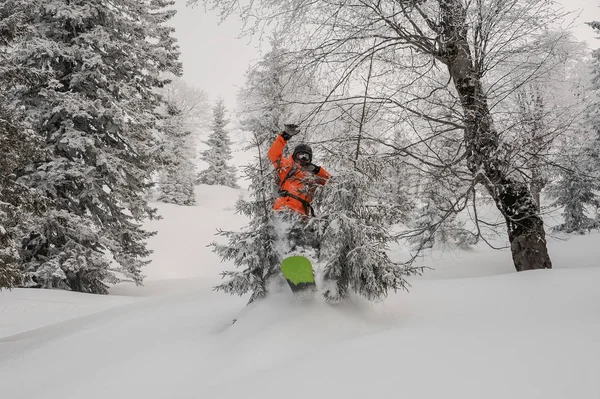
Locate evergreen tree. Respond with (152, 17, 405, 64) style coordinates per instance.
(210, 156, 280, 303)
(404, 139, 478, 251)
(406, 191, 477, 251)
(156, 102, 197, 205)
(3, 0, 181, 293)
(546, 157, 599, 233)
(317, 118, 421, 302)
(0, 1, 46, 289)
(211, 38, 300, 302)
(0, 106, 45, 289)
(545, 22, 600, 233)
(197, 99, 239, 188)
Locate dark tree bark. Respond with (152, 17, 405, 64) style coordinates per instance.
(439, 0, 552, 271)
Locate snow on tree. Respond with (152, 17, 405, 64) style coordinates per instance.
(156, 102, 197, 205)
(210, 39, 297, 303)
(155, 78, 209, 205)
(311, 52, 421, 302)
(317, 131, 422, 301)
(546, 149, 599, 233)
(197, 98, 239, 188)
(0, 105, 45, 289)
(544, 21, 600, 233)
(0, 2, 46, 289)
(210, 156, 280, 303)
(406, 189, 478, 252)
(160, 76, 210, 135)
(194, 0, 584, 272)
(3, 0, 181, 293)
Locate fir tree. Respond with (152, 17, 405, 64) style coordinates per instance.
(211, 39, 298, 302)
(197, 99, 239, 188)
(316, 120, 421, 302)
(545, 22, 600, 233)
(547, 141, 600, 233)
(156, 102, 197, 205)
(406, 171, 478, 251)
(0, 106, 45, 289)
(0, 2, 46, 289)
(210, 156, 280, 303)
(4, 0, 181, 293)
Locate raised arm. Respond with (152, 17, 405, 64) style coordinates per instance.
(267, 134, 288, 167)
(268, 125, 300, 167)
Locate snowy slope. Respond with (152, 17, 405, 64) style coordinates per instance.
(1, 185, 599, 399)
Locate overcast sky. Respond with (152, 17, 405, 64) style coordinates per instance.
(170, 0, 600, 113)
(169, 1, 262, 113)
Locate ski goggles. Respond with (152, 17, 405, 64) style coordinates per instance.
(295, 152, 311, 161)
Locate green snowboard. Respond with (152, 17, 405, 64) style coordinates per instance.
(280, 256, 316, 293)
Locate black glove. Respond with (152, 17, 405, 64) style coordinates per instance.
(304, 163, 321, 174)
(281, 124, 300, 140)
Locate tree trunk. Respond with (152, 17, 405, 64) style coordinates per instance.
(491, 176, 552, 270)
(439, 0, 552, 271)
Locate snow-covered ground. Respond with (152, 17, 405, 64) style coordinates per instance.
(1, 185, 599, 399)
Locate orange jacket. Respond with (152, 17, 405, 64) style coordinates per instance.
(267, 135, 331, 215)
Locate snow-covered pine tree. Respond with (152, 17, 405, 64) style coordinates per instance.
(210, 146, 280, 303)
(4, 0, 181, 293)
(315, 51, 420, 301)
(546, 153, 599, 233)
(211, 38, 301, 302)
(318, 124, 421, 302)
(402, 132, 478, 251)
(406, 189, 478, 252)
(156, 102, 197, 205)
(197, 98, 239, 188)
(545, 22, 600, 233)
(0, 2, 46, 289)
(543, 124, 599, 234)
(0, 105, 45, 289)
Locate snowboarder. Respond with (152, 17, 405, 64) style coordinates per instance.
(267, 124, 331, 293)
(267, 124, 331, 216)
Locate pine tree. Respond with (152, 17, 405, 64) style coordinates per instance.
(4, 0, 181, 293)
(0, 106, 45, 289)
(210, 156, 280, 303)
(0, 1, 47, 289)
(406, 164, 478, 251)
(156, 102, 197, 205)
(547, 162, 599, 233)
(197, 99, 239, 188)
(211, 39, 298, 302)
(317, 120, 421, 302)
(546, 135, 600, 233)
(545, 22, 600, 233)
(406, 193, 477, 252)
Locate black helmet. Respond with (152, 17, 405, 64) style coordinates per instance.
(293, 143, 313, 162)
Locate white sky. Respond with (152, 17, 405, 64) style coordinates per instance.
(170, 1, 263, 113)
(170, 0, 600, 114)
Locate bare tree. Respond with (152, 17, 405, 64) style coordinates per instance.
(194, 0, 579, 271)
(160, 76, 210, 136)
